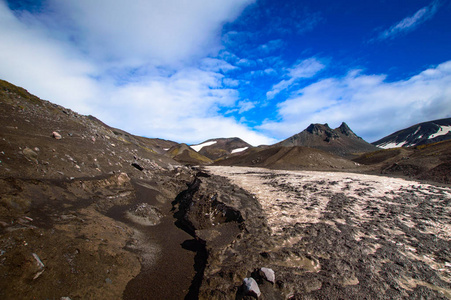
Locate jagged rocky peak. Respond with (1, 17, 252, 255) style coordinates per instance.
(337, 122, 357, 137)
(305, 123, 340, 142)
(306, 123, 332, 134)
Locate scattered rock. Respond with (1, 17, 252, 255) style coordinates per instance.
(243, 277, 261, 298)
(52, 131, 62, 139)
(32, 253, 45, 280)
(117, 172, 130, 185)
(260, 267, 275, 284)
(126, 203, 163, 226)
(22, 147, 38, 163)
(131, 162, 144, 171)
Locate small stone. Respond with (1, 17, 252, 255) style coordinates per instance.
(243, 277, 261, 297)
(131, 162, 144, 171)
(105, 278, 112, 284)
(23, 147, 38, 163)
(117, 172, 130, 185)
(261, 267, 275, 284)
(52, 131, 62, 139)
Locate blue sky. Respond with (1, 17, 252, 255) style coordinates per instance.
(1, 0, 450, 145)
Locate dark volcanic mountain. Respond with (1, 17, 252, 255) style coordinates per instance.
(354, 139, 451, 184)
(214, 146, 359, 170)
(190, 137, 252, 160)
(277, 122, 377, 158)
(372, 117, 451, 149)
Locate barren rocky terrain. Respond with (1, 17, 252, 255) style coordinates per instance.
(1, 80, 451, 299)
(204, 166, 451, 299)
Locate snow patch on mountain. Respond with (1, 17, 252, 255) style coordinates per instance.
(191, 141, 217, 152)
(231, 147, 248, 154)
(378, 141, 408, 149)
(429, 125, 451, 139)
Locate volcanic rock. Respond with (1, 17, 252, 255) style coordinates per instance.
(214, 145, 359, 171)
(373, 117, 451, 148)
(260, 267, 275, 284)
(277, 122, 377, 158)
(52, 131, 62, 139)
(243, 277, 261, 298)
(22, 147, 38, 163)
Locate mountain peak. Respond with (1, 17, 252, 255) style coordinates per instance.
(278, 121, 377, 158)
(306, 123, 332, 134)
(337, 122, 357, 137)
(372, 117, 451, 149)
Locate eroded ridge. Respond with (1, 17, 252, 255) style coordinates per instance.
(206, 166, 451, 299)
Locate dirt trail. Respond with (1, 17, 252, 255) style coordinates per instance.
(205, 166, 451, 299)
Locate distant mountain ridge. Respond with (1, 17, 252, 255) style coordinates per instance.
(277, 122, 378, 158)
(373, 118, 451, 149)
(166, 143, 213, 165)
(190, 137, 252, 161)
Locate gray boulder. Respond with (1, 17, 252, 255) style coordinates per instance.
(243, 277, 261, 298)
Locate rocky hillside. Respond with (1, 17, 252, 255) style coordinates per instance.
(166, 143, 213, 165)
(2, 79, 451, 299)
(214, 145, 360, 171)
(373, 117, 451, 149)
(190, 137, 252, 161)
(0, 79, 181, 179)
(277, 122, 378, 158)
(0, 79, 208, 299)
(354, 139, 451, 184)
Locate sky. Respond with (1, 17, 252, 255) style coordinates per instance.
(1, 0, 450, 146)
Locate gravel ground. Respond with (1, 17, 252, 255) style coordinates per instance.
(205, 166, 451, 299)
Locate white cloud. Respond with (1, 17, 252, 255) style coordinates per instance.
(200, 58, 237, 73)
(236, 58, 256, 68)
(46, 0, 255, 66)
(0, 0, 276, 146)
(0, 1, 100, 114)
(259, 61, 451, 142)
(266, 57, 325, 99)
(377, 0, 441, 41)
(237, 100, 256, 114)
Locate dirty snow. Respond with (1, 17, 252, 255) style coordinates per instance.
(190, 141, 217, 152)
(231, 147, 248, 154)
(377, 140, 407, 149)
(205, 166, 451, 297)
(429, 125, 451, 139)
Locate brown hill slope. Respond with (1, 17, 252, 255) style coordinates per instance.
(354, 140, 451, 183)
(0, 79, 207, 299)
(167, 143, 213, 165)
(214, 145, 359, 170)
(0, 79, 181, 179)
(278, 122, 377, 158)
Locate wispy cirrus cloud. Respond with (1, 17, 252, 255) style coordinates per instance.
(266, 57, 325, 100)
(376, 0, 441, 41)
